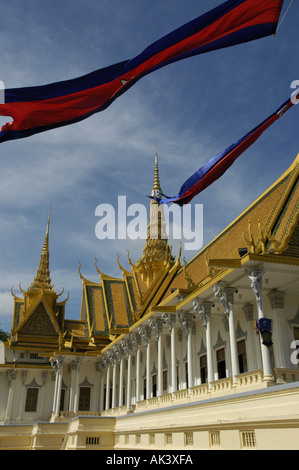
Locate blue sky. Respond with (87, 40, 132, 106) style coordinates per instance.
(0, 0, 298, 332)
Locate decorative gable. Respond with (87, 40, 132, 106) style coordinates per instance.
(18, 302, 58, 337)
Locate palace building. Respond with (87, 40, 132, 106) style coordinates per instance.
(0, 152, 299, 450)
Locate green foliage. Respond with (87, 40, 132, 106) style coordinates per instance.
(0, 329, 10, 342)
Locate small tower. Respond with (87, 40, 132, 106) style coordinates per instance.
(10, 213, 66, 349)
(134, 152, 174, 287)
(28, 211, 54, 294)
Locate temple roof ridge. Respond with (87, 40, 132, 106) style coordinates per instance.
(178, 152, 299, 273)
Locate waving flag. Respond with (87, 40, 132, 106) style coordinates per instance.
(153, 93, 297, 206)
(0, 0, 284, 143)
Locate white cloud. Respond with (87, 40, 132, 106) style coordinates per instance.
(0, 0, 297, 333)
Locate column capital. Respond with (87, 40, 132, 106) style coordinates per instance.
(71, 356, 82, 371)
(245, 267, 265, 302)
(95, 359, 104, 373)
(7, 369, 18, 385)
(242, 303, 254, 321)
(213, 283, 232, 316)
(177, 312, 189, 337)
(224, 286, 235, 305)
(134, 333, 142, 347)
(112, 345, 122, 362)
(193, 298, 212, 328)
(137, 326, 149, 346)
(185, 312, 193, 329)
(51, 355, 65, 372)
(161, 312, 176, 331)
(202, 301, 212, 316)
(101, 355, 110, 370)
(21, 370, 28, 385)
(128, 333, 138, 352)
(267, 289, 285, 310)
(41, 371, 48, 386)
(119, 339, 131, 359)
(148, 318, 163, 340)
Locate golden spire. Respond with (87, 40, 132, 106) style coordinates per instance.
(151, 151, 162, 199)
(28, 210, 55, 293)
(148, 151, 168, 241)
(134, 152, 174, 286)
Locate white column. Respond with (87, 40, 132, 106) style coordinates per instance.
(177, 313, 193, 389)
(17, 370, 28, 420)
(96, 360, 104, 412)
(156, 319, 164, 397)
(99, 368, 105, 412)
(170, 317, 177, 393)
(127, 353, 132, 410)
(146, 327, 151, 399)
(119, 358, 124, 407)
(112, 362, 117, 409)
(136, 337, 141, 403)
(69, 360, 77, 412)
(206, 311, 214, 386)
(105, 364, 111, 410)
(137, 326, 150, 400)
(157, 332, 163, 396)
(51, 361, 59, 414)
(162, 313, 177, 393)
(54, 356, 64, 416)
(268, 289, 288, 368)
(4, 370, 18, 423)
(51, 356, 64, 417)
(186, 314, 194, 388)
(196, 301, 214, 388)
(245, 267, 273, 380)
(225, 287, 239, 383)
(243, 303, 261, 370)
(72, 357, 82, 414)
(40, 371, 48, 419)
(112, 345, 121, 409)
(213, 284, 239, 383)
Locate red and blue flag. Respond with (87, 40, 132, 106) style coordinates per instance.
(153, 93, 297, 206)
(0, 0, 284, 143)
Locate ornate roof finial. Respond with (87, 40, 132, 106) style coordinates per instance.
(151, 151, 162, 199)
(28, 209, 54, 293)
(134, 152, 175, 286)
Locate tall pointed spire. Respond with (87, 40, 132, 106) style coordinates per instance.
(134, 152, 174, 286)
(151, 151, 162, 199)
(28, 209, 54, 293)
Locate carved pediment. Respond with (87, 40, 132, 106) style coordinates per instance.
(19, 302, 58, 337)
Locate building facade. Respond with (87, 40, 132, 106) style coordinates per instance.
(0, 153, 299, 450)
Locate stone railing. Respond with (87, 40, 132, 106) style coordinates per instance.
(56, 410, 100, 421)
(210, 377, 233, 394)
(235, 370, 265, 389)
(55, 368, 299, 422)
(273, 368, 299, 384)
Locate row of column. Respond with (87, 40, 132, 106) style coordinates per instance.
(98, 266, 275, 412)
(3, 266, 281, 421)
(192, 267, 273, 384)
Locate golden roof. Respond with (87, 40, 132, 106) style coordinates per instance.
(162, 153, 299, 298)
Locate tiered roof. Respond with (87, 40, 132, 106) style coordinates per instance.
(8, 153, 299, 356)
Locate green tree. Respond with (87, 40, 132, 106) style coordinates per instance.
(0, 329, 10, 342)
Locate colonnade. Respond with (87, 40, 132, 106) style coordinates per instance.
(90, 267, 275, 412)
(25, 267, 279, 419)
